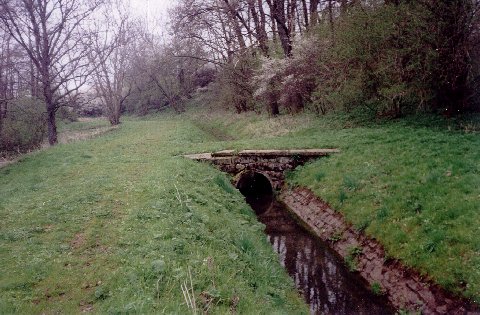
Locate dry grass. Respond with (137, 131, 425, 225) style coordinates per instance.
(187, 108, 313, 140)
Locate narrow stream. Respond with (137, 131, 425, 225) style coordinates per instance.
(245, 191, 395, 315)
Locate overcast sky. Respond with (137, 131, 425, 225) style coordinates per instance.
(129, 0, 176, 32)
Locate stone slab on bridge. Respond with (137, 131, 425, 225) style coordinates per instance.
(185, 149, 340, 190)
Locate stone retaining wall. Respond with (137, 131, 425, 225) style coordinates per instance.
(185, 150, 336, 190)
(280, 187, 478, 315)
(190, 155, 312, 190)
(208, 155, 303, 190)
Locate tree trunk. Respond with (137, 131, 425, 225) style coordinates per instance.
(0, 74, 4, 145)
(270, 100, 279, 115)
(340, 0, 350, 14)
(426, 0, 473, 113)
(249, 0, 269, 56)
(301, 0, 309, 28)
(109, 111, 120, 125)
(328, 0, 335, 43)
(287, 0, 297, 35)
(223, 0, 247, 50)
(0, 102, 4, 143)
(44, 75, 58, 145)
(47, 105, 58, 145)
(268, 0, 293, 57)
(266, 0, 278, 44)
(257, 0, 269, 51)
(309, 0, 319, 27)
(268, 80, 280, 116)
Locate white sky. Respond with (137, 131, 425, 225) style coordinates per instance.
(129, 0, 177, 32)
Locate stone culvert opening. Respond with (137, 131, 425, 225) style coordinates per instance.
(236, 171, 273, 214)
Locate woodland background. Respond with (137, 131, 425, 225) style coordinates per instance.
(1, 0, 479, 153)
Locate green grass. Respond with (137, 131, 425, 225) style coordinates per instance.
(289, 118, 480, 301)
(1, 107, 479, 313)
(182, 107, 480, 303)
(57, 118, 110, 133)
(0, 116, 308, 314)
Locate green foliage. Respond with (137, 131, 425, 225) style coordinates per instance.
(57, 106, 78, 122)
(354, 218, 370, 232)
(315, 3, 438, 116)
(248, 1, 479, 117)
(328, 231, 343, 242)
(0, 97, 46, 154)
(214, 174, 236, 195)
(371, 282, 384, 296)
(345, 246, 363, 272)
(338, 189, 347, 204)
(213, 54, 259, 113)
(314, 171, 325, 182)
(344, 255, 357, 272)
(343, 175, 360, 191)
(348, 246, 363, 257)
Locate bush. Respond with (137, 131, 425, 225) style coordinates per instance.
(77, 99, 104, 117)
(213, 53, 258, 113)
(252, 1, 479, 118)
(0, 97, 46, 154)
(319, 1, 479, 116)
(252, 57, 286, 115)
(57, 106, 78, 122)
(326, 3, 435, 116)
(253, 35, 328, 115)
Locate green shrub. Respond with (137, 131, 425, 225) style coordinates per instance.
(214, 54, 258, 113)
(371, 282, 384, 296)
(0, 97, 46, 154)
(57, 106, 78, 122)
(321, 3, 435, 116)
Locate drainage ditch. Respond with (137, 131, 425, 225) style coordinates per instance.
(238, 172, 395, 314)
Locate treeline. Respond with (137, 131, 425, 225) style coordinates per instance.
(0, 0, 211, 153)
(169, 0, 480, 117)
(1, 0, 479, 153)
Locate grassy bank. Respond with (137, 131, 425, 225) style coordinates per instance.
(184, 107, 479, 303)
(1, 108, 479, 313)
(0, 116, 308, 314)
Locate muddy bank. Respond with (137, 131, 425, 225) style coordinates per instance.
(280, 187, 479, 315)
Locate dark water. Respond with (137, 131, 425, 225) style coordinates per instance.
(247, 194, 395, 315)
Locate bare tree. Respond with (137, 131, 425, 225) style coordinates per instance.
(265, 0, 294, 56)
(0, 25, 32, 143)
(0, 0, 103, 145)
(0, 29, 13, 140)
(88, 1, 133, 125)
(248, 0, 269, 55)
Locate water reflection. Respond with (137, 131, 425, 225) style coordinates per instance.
(247, 194, 394, 315)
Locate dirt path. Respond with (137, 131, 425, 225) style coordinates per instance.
(54, 126, 117, 145)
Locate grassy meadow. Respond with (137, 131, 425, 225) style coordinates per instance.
(0, 116, 308, 314)
(0, 107, 479, 313)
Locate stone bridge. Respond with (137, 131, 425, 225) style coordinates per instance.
(185, 149, 340, 192)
